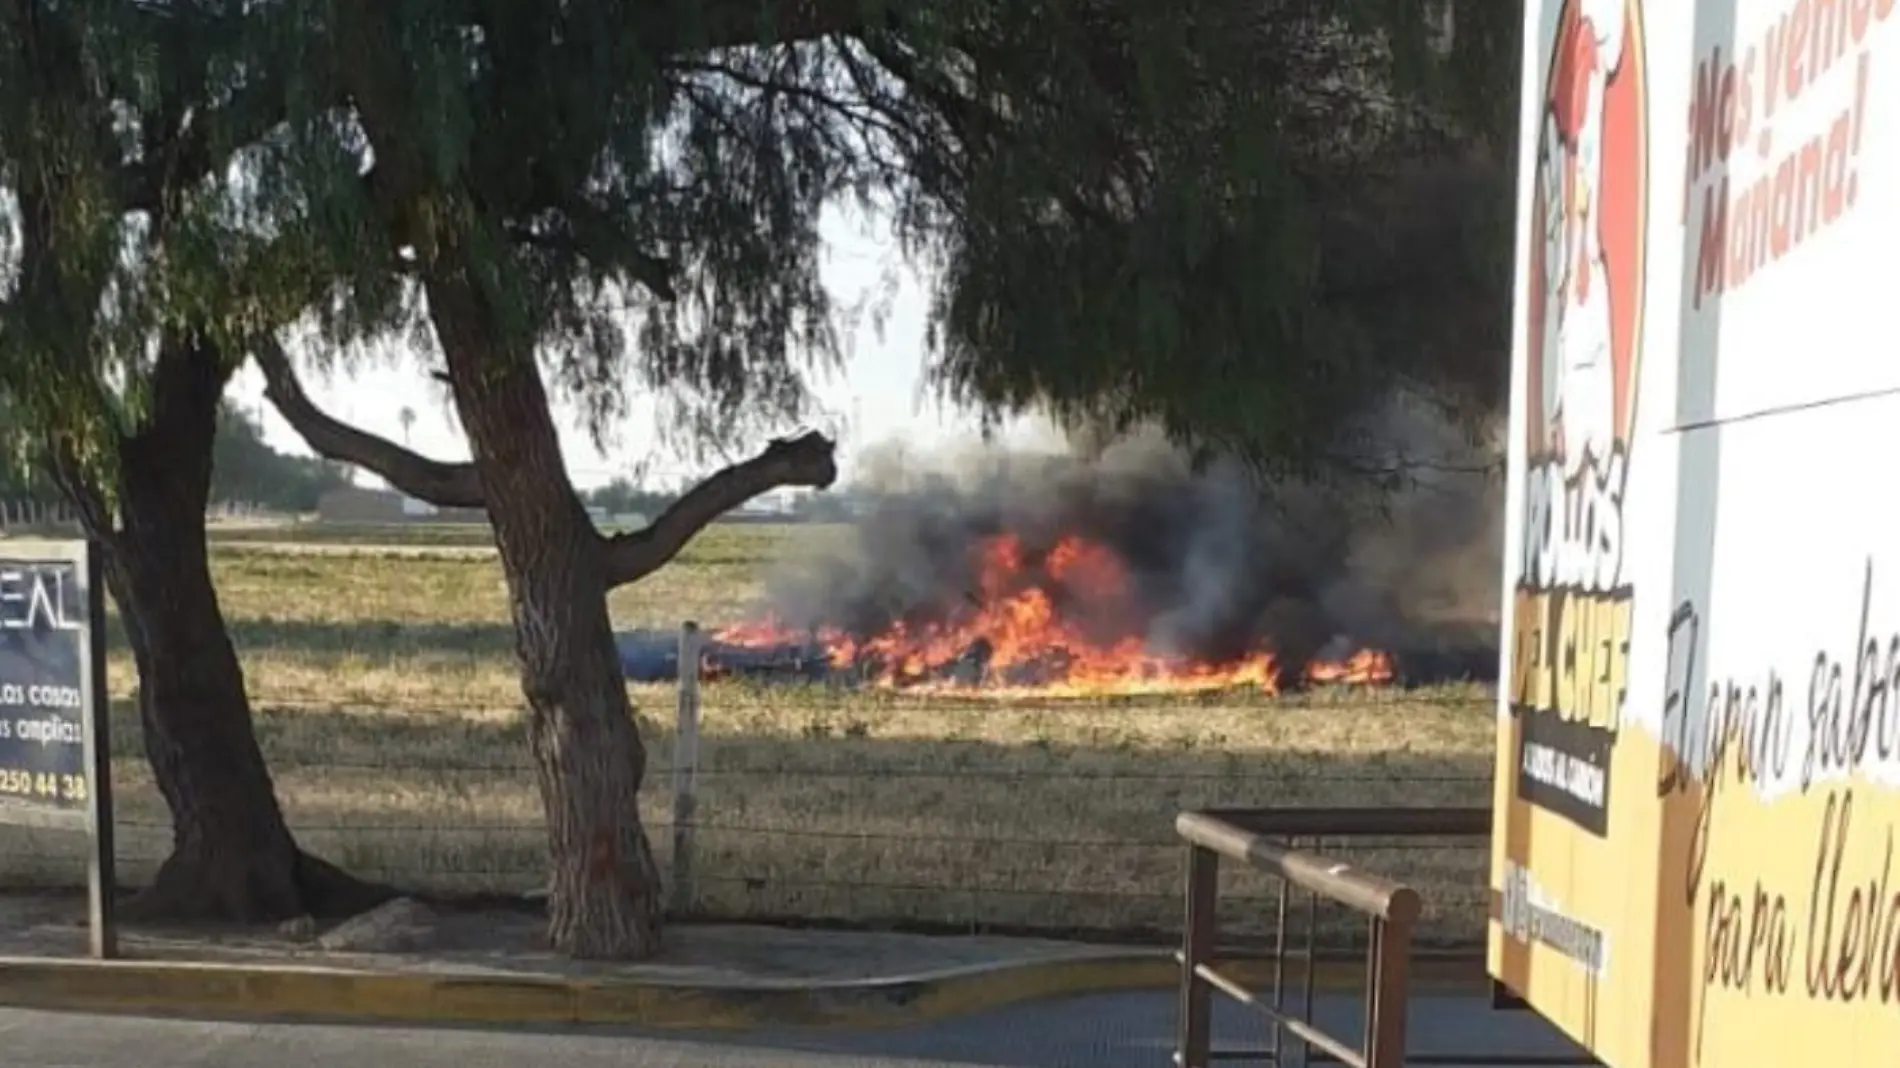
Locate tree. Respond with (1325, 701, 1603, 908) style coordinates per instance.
(0, 1, 385, 920)
(583, 478, 679, 522)
(211, 402, 353, 511)
(244, 0, 1507, 958)
(0, 394, 59, 506)
(913, 4, 1522, 475)
(261, 341, 836, 957)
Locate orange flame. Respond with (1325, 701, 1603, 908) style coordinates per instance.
(1303, 648, 1397, 686)
(711, 533, 1396, 696)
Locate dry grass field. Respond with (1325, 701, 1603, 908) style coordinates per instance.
(0, 520, 1501, 945)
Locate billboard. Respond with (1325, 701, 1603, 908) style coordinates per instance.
(1489, 0, 1900, 1065)
(0, 539, 116, 957)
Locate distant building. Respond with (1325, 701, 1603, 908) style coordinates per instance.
(316, 486, 398, 522)
(316, 486, 484, 524)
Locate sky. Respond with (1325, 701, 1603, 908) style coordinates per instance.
(224, 207, 1062, 492)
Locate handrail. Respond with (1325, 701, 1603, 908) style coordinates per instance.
(1176, 811, 1424, 924)
(1176, 808, 1419, 1068)
(1198, 805, 1492, 839)
(1175, 805, 1599, 1068)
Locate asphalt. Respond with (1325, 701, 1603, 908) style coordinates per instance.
(3, 990, 1597, 1067)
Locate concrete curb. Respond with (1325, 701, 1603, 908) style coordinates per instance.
(0, 950, 1489, 1031)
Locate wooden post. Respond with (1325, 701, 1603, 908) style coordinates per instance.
(670, 621, 701, 918)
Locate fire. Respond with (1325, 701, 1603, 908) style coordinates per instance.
(711, 533, 1397, 696)
(707, 619, 812, 648)
(1303, 648, 1396, 686)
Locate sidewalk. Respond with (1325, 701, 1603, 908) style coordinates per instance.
(0, 892, 1128, 982)
(0, 890, 1182, 1030)
(0, 891, 1486, 1031)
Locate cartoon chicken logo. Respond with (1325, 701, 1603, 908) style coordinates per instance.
(1528, 0, 1647, 485)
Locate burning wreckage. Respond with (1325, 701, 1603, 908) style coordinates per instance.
(615, 535, 1428, 694)
(616, 429, 1503, 696)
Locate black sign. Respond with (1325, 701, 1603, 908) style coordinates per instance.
(1512, 703, 1614, 837)
(0, 556, 91, 813)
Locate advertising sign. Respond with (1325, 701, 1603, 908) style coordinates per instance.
(1491, 1, 1900, 1064)
(0, 540, 116, 957)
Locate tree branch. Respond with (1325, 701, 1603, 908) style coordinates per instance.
(123, 63, 311, 215)
(602, 431, 837, 587)
(503, 216, 678, 302)
(250, 336, 485, 508)
(43, 435, 120, 550)
(690, 0, 878, 51)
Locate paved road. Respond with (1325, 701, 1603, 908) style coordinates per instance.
(1, 991, 1596, 1067)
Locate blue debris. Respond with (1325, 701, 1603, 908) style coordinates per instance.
(614, 628, 834, 683)
(614, 630, 683, 682)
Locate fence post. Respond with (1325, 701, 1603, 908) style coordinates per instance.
(670, 620, 702, 918)
(1176, 844, 1218, 1068)
(1364, 888, 1419, 1068)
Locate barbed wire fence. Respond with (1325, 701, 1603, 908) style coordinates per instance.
(0, 500, 82, 531)
(0, 500, 278, 532)
(0, 623, 1500, 947)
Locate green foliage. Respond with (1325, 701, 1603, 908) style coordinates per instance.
(267, 0, 1519, 482)
(0, 393, 57, 504)
(0, 0, 351, 501)
(210, 401, 352, 511)
(908, 2, 1523, 478)
(269, 0, 851, 455)
(0, 394, 346, 511)
(581, 477, 680, 520)
(5, 0, 1524, 498)
(0, 4, 133, 486)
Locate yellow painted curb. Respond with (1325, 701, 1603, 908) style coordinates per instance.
(0, 950, 1488, 1031)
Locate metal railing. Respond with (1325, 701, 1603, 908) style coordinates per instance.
(1174, 806, 1597, 1068)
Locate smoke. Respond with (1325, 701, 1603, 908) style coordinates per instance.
(759, 388, 1505, 674)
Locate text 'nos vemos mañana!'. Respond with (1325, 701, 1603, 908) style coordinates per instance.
(1685, 0, 1892, 309)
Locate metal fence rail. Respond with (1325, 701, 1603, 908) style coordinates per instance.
(1176, 810, 1421, 1068)
(0, 682, 1500, 943)
(1173, 806, 1597, 1068)
(0, 617, 1505, 946)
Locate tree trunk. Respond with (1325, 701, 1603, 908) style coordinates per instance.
(75, 337, 386, 921)
(428, 285, 664, 959)
(502, 517, 663, 959)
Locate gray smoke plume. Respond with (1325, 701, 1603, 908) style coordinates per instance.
(759, 388, 1505, 680)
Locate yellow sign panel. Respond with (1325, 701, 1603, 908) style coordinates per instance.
(1490, 1, 1900, 1066)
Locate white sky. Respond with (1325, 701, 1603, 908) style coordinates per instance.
(224, 206, 1062, 490)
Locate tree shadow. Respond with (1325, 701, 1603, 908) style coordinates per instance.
(223, 617, 523, 659)
(668, 988, 1591, 1068)
(2, 685, 1501, 960)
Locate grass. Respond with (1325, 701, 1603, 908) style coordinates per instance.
(0, 520, 1500, 946)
